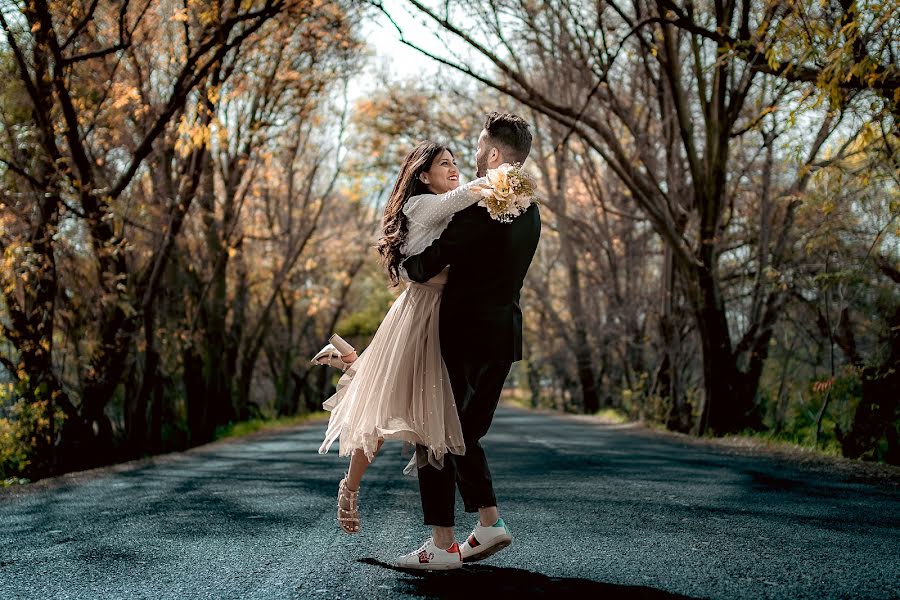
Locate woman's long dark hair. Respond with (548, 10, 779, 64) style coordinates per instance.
(377, 141, 452, 286)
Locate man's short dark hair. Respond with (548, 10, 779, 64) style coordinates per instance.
(483, 111, 532, 164)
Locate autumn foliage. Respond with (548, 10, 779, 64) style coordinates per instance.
(1, 0, 898, 481)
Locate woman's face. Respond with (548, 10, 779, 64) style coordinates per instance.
(420, 150, 459, 194)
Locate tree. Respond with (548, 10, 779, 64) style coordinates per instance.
(384, 0, 863, 435)
(0, 0, 362, 475)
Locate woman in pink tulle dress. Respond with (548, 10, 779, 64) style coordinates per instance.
(313, 141, 487, 534)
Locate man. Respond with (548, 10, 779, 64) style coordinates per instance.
(397, 112, 541, 570)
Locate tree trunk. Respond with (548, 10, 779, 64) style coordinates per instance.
(773, 337, 796, 433)
(184, 347, 213, 444)
(836, 305, 900, 464)
(692, 255, 752, 435)
(194, 130, 237, 431)
(561, 231, 601, 414)
(130, 310, 158, 456)
(553, 146, 600, 414)
(659, 244, 690, 431)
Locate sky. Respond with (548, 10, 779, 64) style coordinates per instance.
(361, 1, 453, 77)
(349, 0, 488, 100)
(336, 1, 491, 182)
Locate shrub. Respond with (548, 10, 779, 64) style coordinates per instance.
(0, 378, 65, 479)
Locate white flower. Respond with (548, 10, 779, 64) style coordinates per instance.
(478, 163, 538, 223)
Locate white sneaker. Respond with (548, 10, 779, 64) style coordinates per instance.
(459, 518, 512, 562)
(396, 537, 463, 571)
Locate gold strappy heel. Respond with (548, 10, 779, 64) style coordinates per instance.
(311, 334, 357, 371)
(337, 477, 360, 534)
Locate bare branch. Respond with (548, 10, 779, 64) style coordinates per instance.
(61, 0, 102, 50)
(109, 1, 284, 200)
(0, 157, 43, 189)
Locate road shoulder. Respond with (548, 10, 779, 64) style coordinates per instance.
(501, 402, 900, 487)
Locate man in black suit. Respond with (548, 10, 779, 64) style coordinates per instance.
(396, 113, 541, 570)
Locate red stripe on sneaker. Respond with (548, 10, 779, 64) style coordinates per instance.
(467, 535, 480, 548)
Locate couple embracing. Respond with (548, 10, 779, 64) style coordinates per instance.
(313, 112, 541, 570)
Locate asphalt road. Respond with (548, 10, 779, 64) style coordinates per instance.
(1, 407, 898, 599)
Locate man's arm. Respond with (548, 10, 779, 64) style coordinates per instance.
(403, 206, 487, 282)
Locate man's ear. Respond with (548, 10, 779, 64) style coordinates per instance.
(490, 147, 502, 164)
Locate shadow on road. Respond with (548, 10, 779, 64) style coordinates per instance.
(358, 558, 696, 599)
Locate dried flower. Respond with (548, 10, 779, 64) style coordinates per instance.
(478, 163, 538, 223)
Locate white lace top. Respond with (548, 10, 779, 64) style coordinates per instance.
(399, 177, 487, 281)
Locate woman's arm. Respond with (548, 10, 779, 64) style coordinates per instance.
(403, 177, 487, 228)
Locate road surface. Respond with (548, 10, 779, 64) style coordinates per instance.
(1, 407, 898, 599)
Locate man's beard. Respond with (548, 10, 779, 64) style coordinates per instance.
(475, 153, 488, 177)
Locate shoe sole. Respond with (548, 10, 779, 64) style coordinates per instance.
(462, 535, 512, 563)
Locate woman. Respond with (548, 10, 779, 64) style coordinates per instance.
(314, 141, 487, 534)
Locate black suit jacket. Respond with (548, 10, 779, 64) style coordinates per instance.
(403, 202, 541, 362)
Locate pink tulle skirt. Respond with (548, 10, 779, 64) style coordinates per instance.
(318, 270, 465, 473)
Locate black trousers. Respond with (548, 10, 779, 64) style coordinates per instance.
(417, 356, 512, 527)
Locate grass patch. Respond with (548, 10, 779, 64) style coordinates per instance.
(500, 392, 631, 425)
(500, 401, 845, 461)
(213, 412, 328, 441)
(500, 390, 533, 410)
(717, 429, 844, 458)
(1, 477, 31, 488)
(592, 407, 629, 424)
